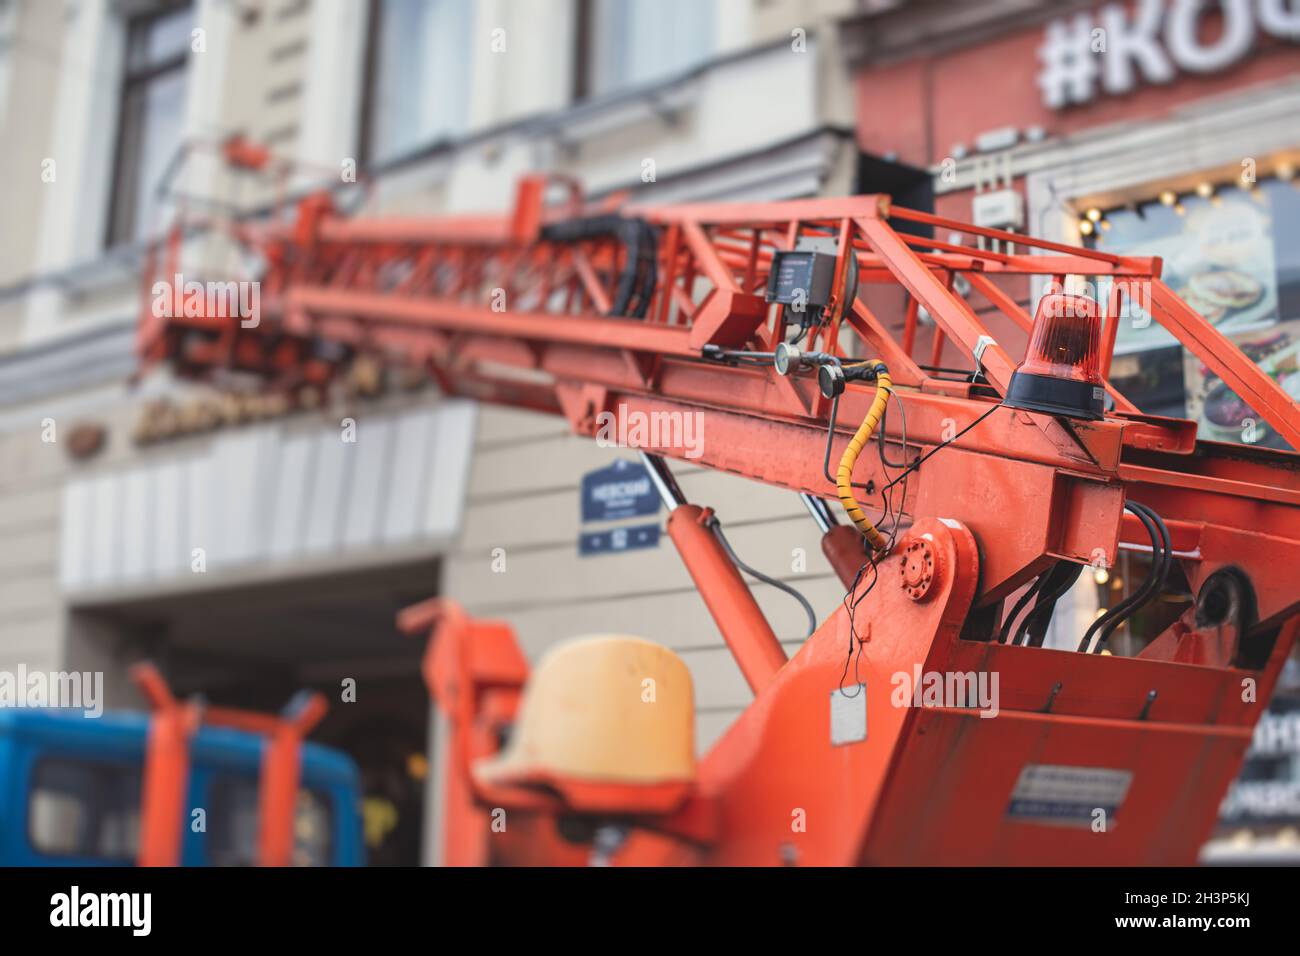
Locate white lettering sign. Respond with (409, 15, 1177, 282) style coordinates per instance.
(1039, 0, 1300, 109)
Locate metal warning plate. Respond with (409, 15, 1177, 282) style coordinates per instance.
(1006, 763, 1133, 828)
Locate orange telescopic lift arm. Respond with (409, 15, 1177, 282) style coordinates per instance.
(135, 140, 1300, 865)
(131, 661, 327, 867)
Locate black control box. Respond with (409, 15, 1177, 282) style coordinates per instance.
(766, 250, 836, 311)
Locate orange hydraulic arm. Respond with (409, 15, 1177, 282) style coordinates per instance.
(135, 148, 1300, 865)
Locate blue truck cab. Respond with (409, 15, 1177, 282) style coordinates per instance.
(0, 708, 364, 866)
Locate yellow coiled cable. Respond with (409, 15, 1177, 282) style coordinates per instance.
(835, 360, 893, 552)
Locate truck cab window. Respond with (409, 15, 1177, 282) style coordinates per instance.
(27, 759, 141, 861)
(208, 775, 334, 867)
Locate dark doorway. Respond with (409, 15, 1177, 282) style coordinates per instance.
(74, 558, 438, 866)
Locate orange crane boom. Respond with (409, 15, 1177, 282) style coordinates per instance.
(135, 142, 1300, 865)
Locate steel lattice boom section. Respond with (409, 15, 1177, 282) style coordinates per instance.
(137, 174, 1300, 628)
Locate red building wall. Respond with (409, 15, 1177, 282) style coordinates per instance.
(855, 3, 1300, 170)
(851, 1, 1300, 369)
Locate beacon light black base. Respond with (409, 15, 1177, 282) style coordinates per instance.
(1004, 370, 1105, 421)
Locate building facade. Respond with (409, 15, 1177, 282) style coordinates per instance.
(0, 0, 866, 865)
(3, 0, 1295, 866)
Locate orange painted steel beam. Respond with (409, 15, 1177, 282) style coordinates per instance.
(889, 205, 1125, 266)
(129, 662, 329, 868)
(252, 693, 327, 867)
(858, 216, 1020, 395)
(666, 504, 788, 693)
(398, 598, 530, 866)
(132, 663, 199, 868)
(1150, 280, 1300, 450)
(980, 255, 1162, 276)
(283, 287, 698, 355)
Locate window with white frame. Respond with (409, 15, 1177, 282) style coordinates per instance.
(361, 0, 473, 166)
(105, 2, 192, 247)
(581, 0, 716, 99)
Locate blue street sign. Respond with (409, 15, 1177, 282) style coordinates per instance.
(579, 523, 660, 557)
(580, 458, 661, 523)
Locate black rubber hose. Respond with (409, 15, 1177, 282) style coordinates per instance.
(1078, 503, 1158, 653)
(539, 215, 658, 318)
(1141, 503, 1173, 594)
(1093, 501, 1171, 653)
(1077, 502, 1164, 653)
(1025, 562, 1085, 648)
(1014, 561, 1084, 647)
(999, 574, 1049, 644)
(822, 391, 874, 491)
(1105, 501, 1169, 645)
(708, 520, 818, 638)
(1012, 562, 1073, 646)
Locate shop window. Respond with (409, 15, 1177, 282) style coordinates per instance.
(105, 2, 193, 248)
(207, 774, 334, 866)
(1086, 174, 1300, 449)
(359, 0, 472, 167)
(576, 0, 715, 100)
(27, 759, 142, 861)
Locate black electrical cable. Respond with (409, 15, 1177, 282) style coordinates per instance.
(879, 403, 1004, 495)
(1016, 561, 1084, 648)
(1145, 505, 1173, 593)
(1012, 562, 1066, 646)
(999, 573, 1049, 644)
(836, 395, 915, 695)
(838, 556, 879, 696)
(1090, 501, 1171, 653)
(1081, 550, 1155, 653)
(876, 396, 911, 471)
(1095, 502, 1168, 651)
(875, 394, 912, 547)
(1076, 501, 1167, 654)
(823, 384, 999, 693)
(708, 519, 818, 638)
(1077, 506, 1156, 653)
(823, 392, 874, 491)
(1013, 564, 1076, 647)
(833, 398, 1001, 689)
(1009, 507, 1170, 651)
(823, 379, 921, 495)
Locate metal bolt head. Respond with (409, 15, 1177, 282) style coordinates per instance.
(900, 539, 936, 601)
